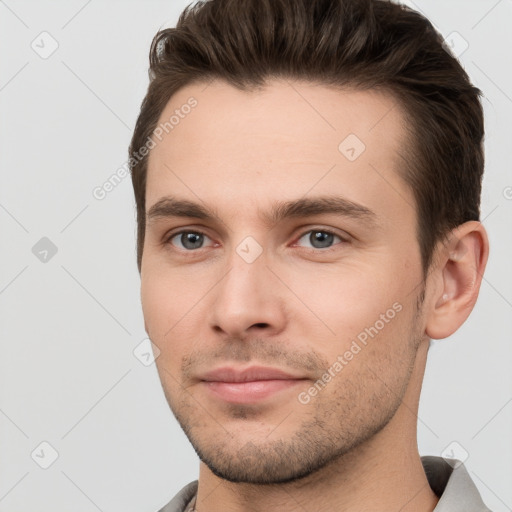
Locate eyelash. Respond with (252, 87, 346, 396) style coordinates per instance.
(164, 227, 348, 254)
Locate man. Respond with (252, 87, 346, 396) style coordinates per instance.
(129, 0, 491, 510)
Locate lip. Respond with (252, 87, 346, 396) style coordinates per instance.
(199, 365, 303, 383)
(199, 365, 308, 403)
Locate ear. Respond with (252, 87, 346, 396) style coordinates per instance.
(425, 221, 489, 340)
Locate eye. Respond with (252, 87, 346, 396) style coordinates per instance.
(295, 229, 346, 251)
(166, 230, 214, 251)
(164, 227, 347, 254)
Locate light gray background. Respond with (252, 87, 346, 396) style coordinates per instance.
(1, 0, 511, 510)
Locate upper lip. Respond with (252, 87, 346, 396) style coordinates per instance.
(199, 366, 305, 383)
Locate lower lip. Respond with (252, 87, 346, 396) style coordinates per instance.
(203, 379, 305, 403)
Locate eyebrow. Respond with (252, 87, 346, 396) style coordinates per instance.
(146, 195, 378, 229)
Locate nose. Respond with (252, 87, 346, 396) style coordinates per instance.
(207, 244, 287, 339)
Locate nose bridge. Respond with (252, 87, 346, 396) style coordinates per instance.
(220, 237, 270, 309)
(208, 234, 285, 335)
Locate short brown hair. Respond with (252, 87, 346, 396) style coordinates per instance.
(129, 0, 485, 276)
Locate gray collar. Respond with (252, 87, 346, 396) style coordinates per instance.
(158, 456, 491, 511)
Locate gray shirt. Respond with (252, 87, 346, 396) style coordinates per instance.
(158, 456, 492, 512)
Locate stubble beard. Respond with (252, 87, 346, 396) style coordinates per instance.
(160, 289, 426, 485)
(163, 364, 412, 485)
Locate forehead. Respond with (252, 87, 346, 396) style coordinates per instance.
(145, 78, 413, 224)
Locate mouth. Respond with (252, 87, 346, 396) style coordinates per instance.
(198, 365, 309, 404)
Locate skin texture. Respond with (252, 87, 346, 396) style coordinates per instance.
(140, 79, 489, 512)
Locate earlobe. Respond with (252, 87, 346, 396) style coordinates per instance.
(425, 221, 489, 340)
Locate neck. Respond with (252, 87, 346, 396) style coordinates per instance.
(194, 340, 438, 512)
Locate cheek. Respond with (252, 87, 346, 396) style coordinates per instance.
(289, 263, 401, 338)
(141, 263, 216, 375)
(141, 275, 186, 382)
(141, 261, 204, 332)
(285, 260, 417, 377)
(141, 273, 167, 338)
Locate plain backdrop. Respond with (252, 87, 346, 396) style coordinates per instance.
(1, 0, 511, 511)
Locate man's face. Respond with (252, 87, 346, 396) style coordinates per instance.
(141, 79, 428, 483)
